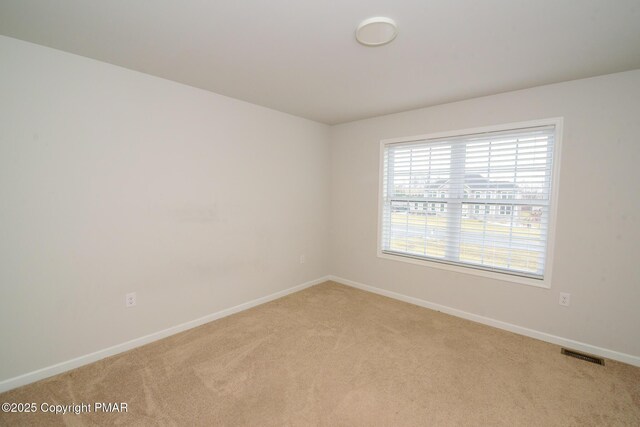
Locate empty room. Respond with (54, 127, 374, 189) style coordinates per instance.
(1, 1, 639, 425)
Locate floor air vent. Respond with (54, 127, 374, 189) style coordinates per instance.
(561, 348, 605, 365)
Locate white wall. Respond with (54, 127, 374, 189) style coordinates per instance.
(0, 36, 330, 382)
(329, 70, 640, 358)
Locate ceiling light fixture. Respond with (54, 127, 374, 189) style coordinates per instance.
(356, 17, 398, 47)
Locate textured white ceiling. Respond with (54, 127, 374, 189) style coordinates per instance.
(1, 0, 639, 124)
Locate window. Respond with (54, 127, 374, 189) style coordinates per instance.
(499, 192, 513, 216)
(378, 119, 562, 287)
(473, 191, 484, 215)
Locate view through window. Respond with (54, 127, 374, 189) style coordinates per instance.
(380, 123, 559, 281)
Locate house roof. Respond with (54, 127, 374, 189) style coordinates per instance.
(428, 174, 518, 192)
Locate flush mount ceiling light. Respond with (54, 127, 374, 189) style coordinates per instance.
(356, 17, 398, 47)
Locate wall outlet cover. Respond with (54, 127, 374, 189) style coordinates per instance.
(126, 292, 137, 308)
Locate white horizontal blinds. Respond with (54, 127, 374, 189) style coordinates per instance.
(382, 125, 555, 279)
(382, 140, 452, 259)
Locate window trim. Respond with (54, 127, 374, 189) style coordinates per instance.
(376, 118, 563, 289)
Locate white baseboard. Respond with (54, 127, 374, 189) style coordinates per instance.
(328, 275, 640, 368)
(0, 276, 331, 393)
(3, 274, 637, 393)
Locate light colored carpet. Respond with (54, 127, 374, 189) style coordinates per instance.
(1, 281, 639, 426)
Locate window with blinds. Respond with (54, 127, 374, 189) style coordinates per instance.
(379, 121, 560, 284)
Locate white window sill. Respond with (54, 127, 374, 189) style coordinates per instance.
(377, 250, 551, 289)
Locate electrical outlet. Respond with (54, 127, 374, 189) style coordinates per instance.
(299, 254, 306, 264)
(559, 292, 570, 307)
(125, 292, 137, 308)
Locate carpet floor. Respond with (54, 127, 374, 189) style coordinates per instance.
(1, 281, 639, 426)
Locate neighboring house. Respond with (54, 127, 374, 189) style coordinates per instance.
(398, 174, 542, 220)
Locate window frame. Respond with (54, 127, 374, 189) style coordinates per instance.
(376, 118, 563, 289)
